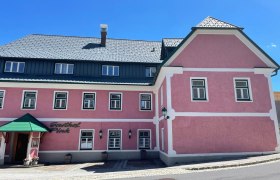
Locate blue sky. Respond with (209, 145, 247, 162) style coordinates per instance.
(0, 0, 279, 90)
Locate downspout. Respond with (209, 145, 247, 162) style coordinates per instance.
(271, 68, 279, 77)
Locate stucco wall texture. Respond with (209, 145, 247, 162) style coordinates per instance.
(172, 117, 277, 154)
(0, 88, 155, 119)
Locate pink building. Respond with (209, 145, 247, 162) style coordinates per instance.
(0, 17, 279, 166)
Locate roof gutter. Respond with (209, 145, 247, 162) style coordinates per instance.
(271, 68, 279, 77)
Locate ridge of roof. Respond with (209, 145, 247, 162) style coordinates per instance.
(195, 16, 242, 29)
(30, 34, 161, 43)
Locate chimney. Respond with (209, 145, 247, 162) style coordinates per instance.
(100, 24, 108, 47)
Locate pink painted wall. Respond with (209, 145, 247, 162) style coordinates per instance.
(39, 122, 156, 151)
(170, 34, 268, 68)
(159, 120, 168, 153)
(0, 88, 155, 119)
(172, 117, 277, 154)
(171, 72, 271, 112)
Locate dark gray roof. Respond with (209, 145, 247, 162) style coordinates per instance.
(196, 16, 241, 29)
(162, 38, 183, 47)
(0, 34, 162, 63)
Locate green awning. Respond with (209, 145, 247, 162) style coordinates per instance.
(0, 113, 51, 132)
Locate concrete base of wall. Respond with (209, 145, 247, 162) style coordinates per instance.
(39, 151, 159, 164)
(0, 159, 4, 165)
(159, 151, 276, 166)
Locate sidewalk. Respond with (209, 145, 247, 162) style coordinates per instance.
(0, 153, 280, 180)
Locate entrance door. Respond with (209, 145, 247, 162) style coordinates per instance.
(14, 134, 29, 162)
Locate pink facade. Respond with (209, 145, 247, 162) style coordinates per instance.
(0, 18, 279, 166)
(0, 88, 154, 119)
(39, 122, 156, 151)
(170, 34, 268, 68)
(171, 72, 271, 112)
(172, 117, 277, 154)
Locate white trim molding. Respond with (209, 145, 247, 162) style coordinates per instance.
(190, 77, 209, 102)
(233, 77, 253, 102)
(81, 92, 96, 111)
(137, 129, 152, 150)
(78, 129, 95, 151)
(53, 91, 69, 110)
(21, 90, 38, 110)
(174, 112, 270, 117)
(107, 129, 122, 151)
(0, 90, 6, 110)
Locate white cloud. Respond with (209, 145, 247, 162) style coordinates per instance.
(270, 43, 277, 48)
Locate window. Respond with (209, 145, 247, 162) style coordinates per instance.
(234, 79, 251, 101)
(80, 130, 94, 150)
(22, 91, 37, 109)
(191, 78, 207, 101)
(53, 92, 68, 109)
(0, 91, 4, 109)
(54, 63, 74, 74)
(102, 65, 119, 76)
(145, 67, 156, 77)
(108, 130, 121, 150)
(4, 61, 25, 73)
(82, 93, 96, 110)
(138, 130, 151, 150)
(140, 94, 152, 111)
(109, 93, 122, 110)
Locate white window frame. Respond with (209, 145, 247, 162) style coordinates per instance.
(21, 90, 38, 110)
(81, 92, 96, 110)
(145, 67, 156, 77)
(107, 129, 122, 151)
(137, 129, 152, 150)
(190, 77, 209, 102)
(139, 93, 152, 111)
(102, 65, 119, 76)
(109, 92, 122, 111)
(161, 128, 164, 151)
(54, 63, 74, 74)
(0, 90, 5, 110)
(233, 77, 253, 102)
(78, 129, 94, 151)
(53, 91, 69, 110)
(4, 61, 25, 73)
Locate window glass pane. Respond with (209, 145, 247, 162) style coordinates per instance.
(141, 94, 151, 100)
(108, 66, 113, 76)
(199, 88, 205, 99)
(242, 89, 249, 99)
(111, 94, 120, 99)
(68, 64, 74, 74)
(145, 68, 151, 77)
(18, 62, 25, 73)
(12, 63, 18, 72)
(4, 62, 11, 72)
(102, 66, 107, 75)
(236, 89, 242, 99)
(236, 81, 247, 87)
(61, 64, 67, 74)
(56, 93, 67, 98)
(192, 80, 204, 86)
(192, 88, 198, 99)
(114, 66, 119, 76)
(0, 91, 3, 97)
(55, 64, 61, 74)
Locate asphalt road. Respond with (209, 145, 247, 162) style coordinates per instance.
(127, 160, 280, 180)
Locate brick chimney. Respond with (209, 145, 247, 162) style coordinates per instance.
(100, 24, 108, 47)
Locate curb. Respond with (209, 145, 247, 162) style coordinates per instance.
(185, 157, 280, 170)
